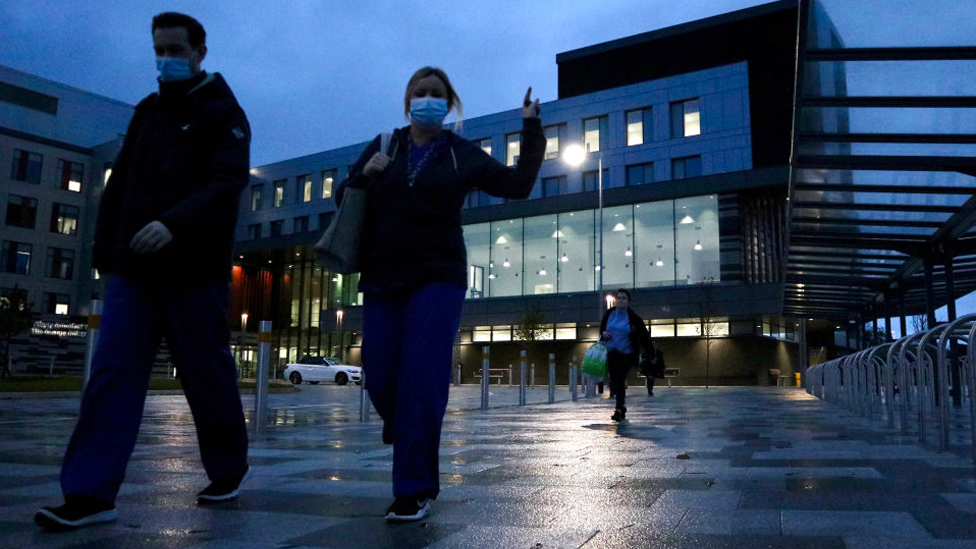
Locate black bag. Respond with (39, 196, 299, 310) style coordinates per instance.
(652, 348, 666, 378)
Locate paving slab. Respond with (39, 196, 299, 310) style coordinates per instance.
(2, 385, 976, 548)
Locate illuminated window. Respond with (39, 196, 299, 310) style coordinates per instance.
(273, 180, 285, 207)
(544, 124, 563, 160)
(45, 293, 70, 315)
(321, 169, 336, 198)
(506, 133, 520, 166)
(583, 116, 607, 152)
(478, 138, 492, 157)
(57, 159, 84, 192)
(298, 174, 312, 203)
(671, 99, 701, 138)
(50, 203, 79, 235)
(626, 108, 651, 146)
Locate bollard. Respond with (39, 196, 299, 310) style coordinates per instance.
(530, 363, 536, 388)
(82, 299, 103, 393)
(456, 363, 461, 386)
(480, 346, 490, 412)
(548, 353, 556, 404)
(570, 366, 578, 402)
(359, 368, 369, 422)
(568, 362, 574, 394)
(519, 350, 527, 406)
(254, 320, 272, 434)
(508, 365, 513, 386)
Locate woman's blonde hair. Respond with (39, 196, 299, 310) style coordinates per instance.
(403, 66, 464, 132)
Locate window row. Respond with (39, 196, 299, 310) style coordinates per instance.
(250, 169, 338, 211)
(247, 97, 703, 211)
(7, 149, 86, 192)
(463, 194, 720, 299)
(491, 97, 701, 169)
(1, 240, 76, 279)
(5, 195, 80, 235)
(0, 287, 71, 315)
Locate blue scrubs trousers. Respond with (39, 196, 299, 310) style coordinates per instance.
(60, 275, 248, 504)
(362, 282, 465, 499)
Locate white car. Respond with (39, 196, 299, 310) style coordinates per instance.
(284, 356, 362, 386)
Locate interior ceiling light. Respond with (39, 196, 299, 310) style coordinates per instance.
(503, 258, 510, 268)
(488, 273, 496, 279)
(655, 258, 664, 267)
(551, 230, 564, 238)
(680, 215, 694, 224)
(612, 223, 626, 232)
(560, 254, 569, 263)
(625, 248, 632, 257)
(539, 269, 547, 276)
(694, 240, 702, 251)
(496, 236, 507, 244)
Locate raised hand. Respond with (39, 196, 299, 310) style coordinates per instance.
(521, 87, 540, 119)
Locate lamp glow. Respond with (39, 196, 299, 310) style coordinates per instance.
(562, 144, 586, 167)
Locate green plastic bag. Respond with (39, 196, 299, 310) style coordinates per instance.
(581, 342, 608, 378)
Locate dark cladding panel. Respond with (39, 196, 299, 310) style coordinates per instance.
(556, 1, 797, 169)
(0, 81, 58, 115)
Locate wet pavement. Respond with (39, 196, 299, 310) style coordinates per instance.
(2, 384, 976, 548)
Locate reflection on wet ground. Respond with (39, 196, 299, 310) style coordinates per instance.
(2, 385, 976, 548)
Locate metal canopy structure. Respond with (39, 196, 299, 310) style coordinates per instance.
(786, 0, 976, 323)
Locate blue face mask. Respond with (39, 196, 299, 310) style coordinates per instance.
(409, 97, 449, 130)
(156, 57, 194, 82)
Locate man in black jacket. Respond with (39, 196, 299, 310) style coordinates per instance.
(36, 12, 251, 531)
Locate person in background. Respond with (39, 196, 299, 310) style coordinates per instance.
(35, 12, 250, 531)
(600, 288, 655, 421)
(334, 66, 545, 522)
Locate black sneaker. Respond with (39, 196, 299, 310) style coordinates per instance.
(385, 496, 432, 522)
(197, 465, 250, 504)
(34, 495, 117, 531)
(611, 409, 624, 422)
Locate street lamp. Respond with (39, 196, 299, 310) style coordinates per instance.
(335, 309, 344, 362)
(563, 143, 604, 315)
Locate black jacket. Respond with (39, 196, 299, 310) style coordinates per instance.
(600, 307, 655, 357)
(93, 72, 250, 285)
(336, 117, 545, 293)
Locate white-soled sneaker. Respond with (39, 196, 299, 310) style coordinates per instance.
(35, 498, 118, 531)
(385, 496, 432, 522)
(197, 465, 250, 504)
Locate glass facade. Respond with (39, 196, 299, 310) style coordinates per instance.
(462, 194, 720, 298)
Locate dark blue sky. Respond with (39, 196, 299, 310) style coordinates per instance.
(2, 0, 778, 165)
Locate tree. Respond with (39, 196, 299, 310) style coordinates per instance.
(0, 287, 34, 379)
(697, 276, 719, 388)
(910, 314, 929, 335)
(513, 303, 549, 365)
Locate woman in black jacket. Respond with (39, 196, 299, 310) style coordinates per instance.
(600, 288, 655, 421)
(335, 67, 545, 522)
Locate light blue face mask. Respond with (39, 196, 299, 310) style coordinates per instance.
(409, 97, 449, 130)
(155, 57, 194, 82)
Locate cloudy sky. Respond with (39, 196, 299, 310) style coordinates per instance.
(1, 0, 785, 166)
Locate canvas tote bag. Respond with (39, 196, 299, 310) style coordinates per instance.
(314, 132, 392, 273)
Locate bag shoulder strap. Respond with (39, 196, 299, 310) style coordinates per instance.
(379, 132, 393, 156)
